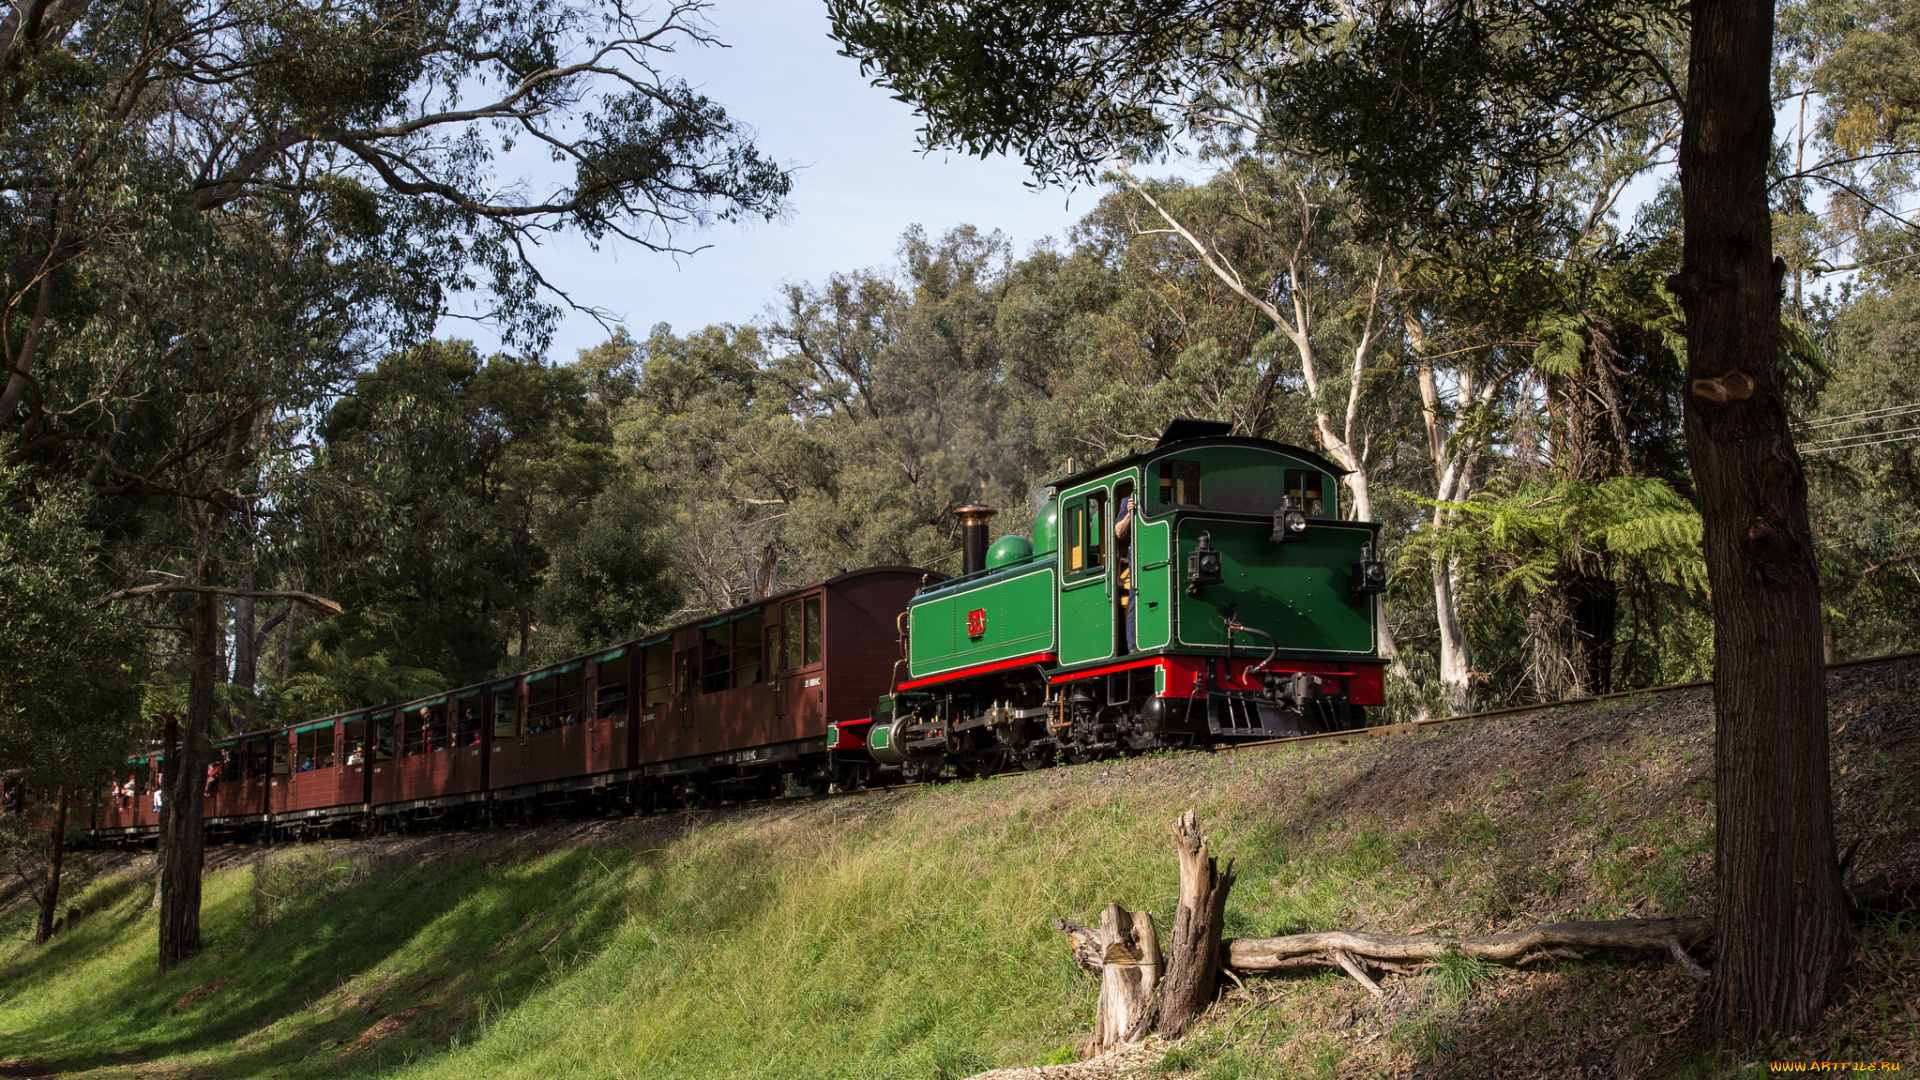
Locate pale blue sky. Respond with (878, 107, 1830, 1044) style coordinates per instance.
(455, 1, 1114, 363)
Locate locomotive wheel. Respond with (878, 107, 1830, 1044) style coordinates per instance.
(955, 749, 1008, 780)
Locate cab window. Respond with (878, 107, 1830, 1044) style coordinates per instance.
(1065, 493, 1107, 576)
(1285, 469, 1327, 516)
(1066, 500, 1087, 572)
(1157, 460, 1202, 508)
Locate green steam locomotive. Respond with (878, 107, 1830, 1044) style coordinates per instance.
(845, 419, 1390, 779)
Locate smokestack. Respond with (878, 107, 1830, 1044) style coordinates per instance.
(954, 505, 997, 576)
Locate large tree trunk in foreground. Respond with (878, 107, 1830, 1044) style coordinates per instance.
(1674, 0, 1848, 1043)
(34, 786, 67, 944)
(158, 586, 216, 972)
(1153, 811, 1234, 1038)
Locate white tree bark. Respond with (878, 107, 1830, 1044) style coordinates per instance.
(1121, 167, 1419, 698)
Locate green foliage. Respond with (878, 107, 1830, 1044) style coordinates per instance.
(0, 450, 143, 786)
(1406, 477, 1707, 597)
(299, 338, 678, 687)
(272, 644, 446, 723)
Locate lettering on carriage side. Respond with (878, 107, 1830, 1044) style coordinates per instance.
(804, 676, 822, 688)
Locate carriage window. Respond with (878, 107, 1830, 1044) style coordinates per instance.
(700, 623, 732, 692)
(247, 738, 270, 776)
(783, 603, 803, 669)
(314, 729, 337, 770)
(271, 734, 291, 775)
(1158, 460, 1202, 507)
(492, 691, 520, 737)
(455, 695, 483, 745)
(804, 596, 822, 666)
(373, 715, 395, 760)
(1285, 470, 1326, 516)
(678, 648, 699, 697)
(402, 710, 427, 757)
(642, 642, 671, 704)
(553, 667, 584, 727)
(344, 717, 367, 763)
(733, 611, 764, 686)
(596, 656, 628, 718)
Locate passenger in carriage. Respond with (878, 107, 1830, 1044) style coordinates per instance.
(111, 778, 126, 809)
(205, 759, 220, 795)
(561, 708, 581, 727)
(347, 742, 365, 765)
(297, 754, 315, 772)
(218, 749, 237, 781)
(458, 707, 480, 746)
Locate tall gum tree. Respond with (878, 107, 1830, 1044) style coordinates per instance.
(830, 0, 1850, 1043)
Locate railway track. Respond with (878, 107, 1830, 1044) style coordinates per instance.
(187, 647, 1920, 853)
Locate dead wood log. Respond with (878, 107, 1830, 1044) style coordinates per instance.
(1225, 917, 1711, 973)
(1329, 949, 1383, 997)
(1091, 904, 1162, 1050)
(1152, 810, 1235, 1039)
(1052, 917, 1103, 974)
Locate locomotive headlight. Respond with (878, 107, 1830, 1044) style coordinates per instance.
(1272, 497, 1309, 543)
(1352, 543, 1388, 596)
(1187, 532, 1224, 595)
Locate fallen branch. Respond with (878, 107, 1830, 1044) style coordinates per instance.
(1329, 949, 1383, 997)
(1226, 918, 1711, 972)
(1666, 938, 1711, 982)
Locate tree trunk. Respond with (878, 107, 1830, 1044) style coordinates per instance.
(1433, 559, 1472, 713)
(1092, 904, 1161, 1050)
(1675, 0, 1848, 1043)
(1152, 811, 1234, 1039)
(34, 785, 66, 944)
(158, 585, 216, 972)
(233, 579, 257, 728)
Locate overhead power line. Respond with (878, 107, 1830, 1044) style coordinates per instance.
(1797, 402, 1920, 430)
(1801, 428, 1920, 454)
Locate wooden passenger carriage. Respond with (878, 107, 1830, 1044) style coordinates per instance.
(82, 567, 930, 842)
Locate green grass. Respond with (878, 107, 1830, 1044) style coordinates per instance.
(2, 696, 1900, 1080)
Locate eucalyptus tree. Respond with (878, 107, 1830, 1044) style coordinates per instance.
(830, 0, 1849, 1044)
(3, 0, 789, 971)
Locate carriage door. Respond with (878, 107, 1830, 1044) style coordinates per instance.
(777, 594, 823, 739)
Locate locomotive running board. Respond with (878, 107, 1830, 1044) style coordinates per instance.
(1207, 693, 1315, 739)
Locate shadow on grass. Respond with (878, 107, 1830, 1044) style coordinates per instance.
(0, 841, 663, 1078)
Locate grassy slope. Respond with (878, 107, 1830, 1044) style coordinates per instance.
(1, 661, 1915, 1080)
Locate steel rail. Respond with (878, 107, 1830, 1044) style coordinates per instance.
(123, 648, 1920, 851)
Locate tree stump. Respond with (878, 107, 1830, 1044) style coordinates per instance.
(1152, 810, 1235, 1038)
(1092, 903, 1162, 1050)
